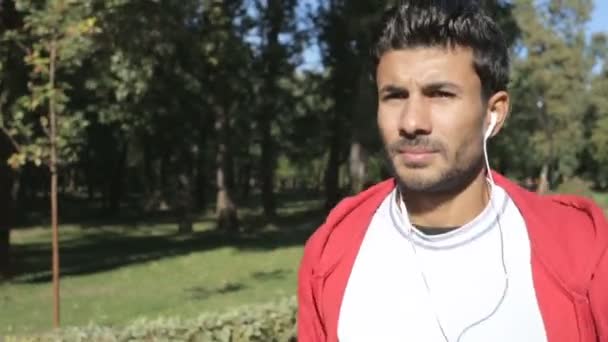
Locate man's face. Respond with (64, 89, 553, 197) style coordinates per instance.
(376, 46, 487, 193)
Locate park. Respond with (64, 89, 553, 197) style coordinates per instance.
(1, 0, 608, 340)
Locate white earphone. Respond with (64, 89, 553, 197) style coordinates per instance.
(484, 111, 497, 140)
(399, 109, 509, 342)
(398, 108, 509, 342)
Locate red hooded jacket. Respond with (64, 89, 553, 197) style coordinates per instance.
(297, 172, 608, 341)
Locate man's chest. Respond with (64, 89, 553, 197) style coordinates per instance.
(336, 205, 547, 342)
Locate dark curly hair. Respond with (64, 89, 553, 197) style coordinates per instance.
(372, 0, 510, 99)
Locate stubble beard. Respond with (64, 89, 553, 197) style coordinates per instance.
(386, 142, 485, 196)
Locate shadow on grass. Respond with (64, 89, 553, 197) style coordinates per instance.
(7, 205, 325, 284)
(15, 191, 324, 229)
(186, 282, 247, 301)
(251, 269, 292, 281)
(183, 268, 293, 301)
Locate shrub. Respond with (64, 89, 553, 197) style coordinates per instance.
(21, 297, 297, 342)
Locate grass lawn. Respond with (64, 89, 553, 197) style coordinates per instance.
(1, 198, 323, 336)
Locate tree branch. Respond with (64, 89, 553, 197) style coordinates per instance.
(0, 88, 21, 153)
(0, 125, 21, 153)
(14, 40, 31, 56)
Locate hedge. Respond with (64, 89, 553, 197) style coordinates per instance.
(14, 297, 297, 342)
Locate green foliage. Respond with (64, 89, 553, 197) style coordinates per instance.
(589, 33, 608, 186)
(2, 0, 98, 169)
(26, 297, 297, 342)
(504, 0, 598, 186)
(0, 0, 604, 205)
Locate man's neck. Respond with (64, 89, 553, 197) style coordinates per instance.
(400, 172, 491, 229)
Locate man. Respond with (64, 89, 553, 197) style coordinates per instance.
(297, 1, 608, 341)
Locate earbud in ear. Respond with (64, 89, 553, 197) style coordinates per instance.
(485, 112, 497, 140)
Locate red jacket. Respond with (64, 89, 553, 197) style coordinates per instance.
(297, 172, 608, 341)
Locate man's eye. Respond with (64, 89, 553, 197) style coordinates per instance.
(431, 90, 454, 98)
(383, 93, 407, 101)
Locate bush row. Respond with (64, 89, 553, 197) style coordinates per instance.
(17, 297, 297, 342)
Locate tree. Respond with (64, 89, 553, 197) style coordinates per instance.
(0, 0, 25, 278)
(513, 0, 594, 192)
(254, 0, 298, 218)
(279, 70, 333, 192)
(2, 0, 98, 327)
(0, 132, 17, 278)
(342, 1, 390, 194)
(316, 0, 363, 209)
(201, 0, 254, 232)
(589, 33, 608, 186)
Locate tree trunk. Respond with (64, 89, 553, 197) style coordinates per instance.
(144, 157, 167, 212)
(325, 119, 341, 211)
(196, 153, 208, 210)
(160, 151, 170, 195)
(178, 218, 193, 234)
(215, 104, 238, 232)
(196, 122, 209, 210)
(142, 141, 162, 211)
(349, 141, 367, 194)
(108, 145, 126, 213)
(240, 158, 252, 201)
(216, 185, 238, 232)
(537, 163, 550, 194)
(258, 0, 284, 219)
(1, 2, 24, 275)
(260, 119, 276, 217)
(65, 167, 76, 195)
(322, 1, 357, 211)
(348, 67, 374, 194)
(176, 172, 194, 234)
(0, 229, 9, 278)
(536, 97, 554, 196)
(0, 150, 16, 278)
(143, 137, 154, 195)
(49, 34, 61, 329)
(85, 154, 94, 200)
(175, 146, 195, 234)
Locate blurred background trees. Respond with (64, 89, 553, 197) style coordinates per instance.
(1, 0, 607, 277)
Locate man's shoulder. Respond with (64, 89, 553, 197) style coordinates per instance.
(545, 192, 604, 214)
(300, 179, 396, 270)
(534, 191, 606, 229)
(506, 178, 608, 246)
(543, 192, 608, 241)
(514, 187, 608, 283)
(495, 173, 607, 290)
(314, 179, 394, 231)
(496, 172, 606, 236)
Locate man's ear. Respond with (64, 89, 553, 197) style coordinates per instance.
(485, 91, 510, 138)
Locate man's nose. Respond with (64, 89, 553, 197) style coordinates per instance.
(399, 94, 432, 137)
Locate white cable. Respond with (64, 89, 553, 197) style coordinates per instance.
(484, 129, 495, 186)
(400, 204, 450, 341)
(453, 116, 510, 341)
(397, 119, 509, 341)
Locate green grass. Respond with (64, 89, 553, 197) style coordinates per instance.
(1, 198, 323, 336)
(591, 191, 608, 208)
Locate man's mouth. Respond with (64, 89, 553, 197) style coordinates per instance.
(397, 148, 438, 164)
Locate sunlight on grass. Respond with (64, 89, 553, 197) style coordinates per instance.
(1, 201, 321, 336)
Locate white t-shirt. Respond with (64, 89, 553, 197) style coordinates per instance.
(338, 183, 548, 342)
